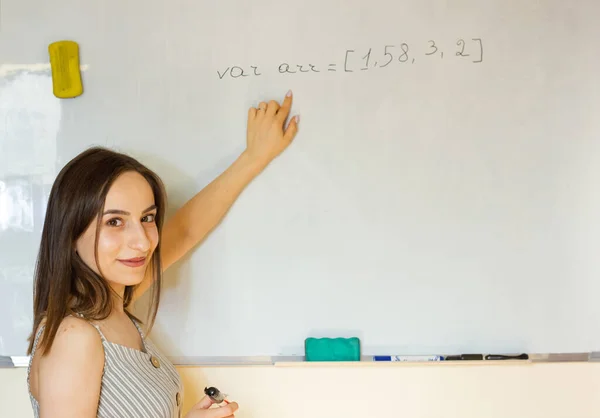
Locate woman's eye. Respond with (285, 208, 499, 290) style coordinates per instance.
(142, 214, 156, 223)
(106, 218, 123, 227)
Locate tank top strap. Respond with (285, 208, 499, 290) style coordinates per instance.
(29, 324, 45, 359)
(27, 324, 46, 395)
(71, 313, 107, 343)
(129, 317, 146, 339)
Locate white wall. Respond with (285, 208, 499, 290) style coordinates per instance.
(2, 362, 600, 417)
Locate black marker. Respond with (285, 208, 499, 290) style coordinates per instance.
(485, 353, 529, 360)
(445, 354, 484, 361)
(204, 386, 230, 404)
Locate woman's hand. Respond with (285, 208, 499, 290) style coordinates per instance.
(244, 90, 300, 170)
(185, 395, 239, 418)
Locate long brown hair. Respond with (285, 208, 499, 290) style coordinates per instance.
(27, 146, 167, 356)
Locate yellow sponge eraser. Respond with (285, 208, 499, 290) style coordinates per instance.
(48, 40, 83, 98)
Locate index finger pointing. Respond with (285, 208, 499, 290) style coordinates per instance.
(276, 90, 293, 123)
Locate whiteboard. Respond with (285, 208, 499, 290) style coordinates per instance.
(1, 0, 600, 359)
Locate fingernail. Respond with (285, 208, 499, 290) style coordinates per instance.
(295, 115, 300, 123)
(286, 89, 292, 97)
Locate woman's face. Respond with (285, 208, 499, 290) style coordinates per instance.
(75, 171, 159, 292)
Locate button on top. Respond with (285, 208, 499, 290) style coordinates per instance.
(150, 356, 160, 368)
(176, 392, 181, 406)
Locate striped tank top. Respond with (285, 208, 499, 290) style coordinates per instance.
(27, 316, 184, 418)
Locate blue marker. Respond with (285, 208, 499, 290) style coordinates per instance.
(373, 355, 445, 362)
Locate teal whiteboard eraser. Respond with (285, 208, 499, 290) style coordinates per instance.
(304, 337, 361, 361)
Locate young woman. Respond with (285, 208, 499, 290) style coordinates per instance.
(25, 92, 299, 418)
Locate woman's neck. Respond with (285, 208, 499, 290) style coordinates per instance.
(109, 283, 126, 314)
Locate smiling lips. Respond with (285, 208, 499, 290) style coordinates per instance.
(118, 257, 146, 268)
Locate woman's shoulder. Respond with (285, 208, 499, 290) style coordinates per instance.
(30, 315, 105, 396)
(36, 314, 99, 339)
(35, 316, 104, 386)
(36, 315, 104, 361)
(30, 316, 106, 416)
(56, 315, 103, 339)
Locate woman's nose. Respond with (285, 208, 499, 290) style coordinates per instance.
(128, 222, 151, 252)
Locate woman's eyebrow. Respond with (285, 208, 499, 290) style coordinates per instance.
(103, 204, 157, 216)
